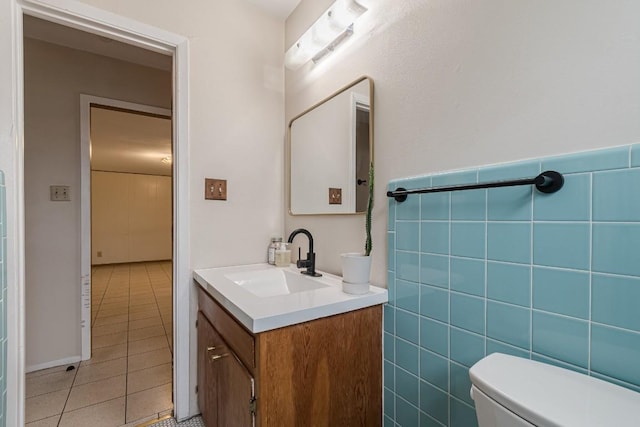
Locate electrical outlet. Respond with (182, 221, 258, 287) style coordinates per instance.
(50, 185, 71, 201)
(205, 178, 227, 201)
(329, 188, 342, 205)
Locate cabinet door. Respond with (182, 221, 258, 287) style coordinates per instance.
(198, 312, 223, 427)
(200, 312, 255, 427)
(216, 347, 255, 427)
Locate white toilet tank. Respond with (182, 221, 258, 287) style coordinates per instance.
(469, 353, 640, 427)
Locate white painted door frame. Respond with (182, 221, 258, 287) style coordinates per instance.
(79, 96, 172, 360)
(8, 0, 192, 424)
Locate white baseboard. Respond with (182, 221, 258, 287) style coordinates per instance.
(26, 356, 82, 374)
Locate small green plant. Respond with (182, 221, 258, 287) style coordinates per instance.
(365, 161, 374, 256)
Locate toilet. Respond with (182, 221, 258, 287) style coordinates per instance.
(469, 353, 640, 426)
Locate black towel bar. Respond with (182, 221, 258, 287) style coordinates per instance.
(387, 170, 564, 203)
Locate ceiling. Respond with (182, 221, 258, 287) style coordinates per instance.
(23, 16, 172, 71)
(91, 107, 172, 176)
(23, 0, 302, 71)
(245, 0, 301, 19)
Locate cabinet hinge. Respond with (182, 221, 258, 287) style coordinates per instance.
(249, 397, 257, 414)
(195, 385, 198, 394)
(195, 319, 198, 328)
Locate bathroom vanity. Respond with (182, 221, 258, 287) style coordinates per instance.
(194, 263, 387, 426)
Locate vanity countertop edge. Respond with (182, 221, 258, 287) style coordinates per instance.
(193, 263, 388, 334)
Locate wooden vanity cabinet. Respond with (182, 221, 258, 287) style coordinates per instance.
(197, 287, 382, 427)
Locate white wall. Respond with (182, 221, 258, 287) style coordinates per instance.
(91, 171, 172, 265)
(285, 0, 640, 286)
(1, 0, 285, 418)
(22, 0, 285, 415)
(291, 89, 353, 213)
(3, 0, 285, 421)
(74, 0, 286, 271)
(24, 38, 172, 370)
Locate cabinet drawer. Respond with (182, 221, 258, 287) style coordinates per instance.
(198, 288, 255, 370)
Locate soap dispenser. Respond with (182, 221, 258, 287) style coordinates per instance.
(275, 242, 291, 267)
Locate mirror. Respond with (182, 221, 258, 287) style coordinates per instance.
(289, 76, 374, 215)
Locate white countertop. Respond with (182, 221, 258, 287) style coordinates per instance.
(193, 263, 388, 333)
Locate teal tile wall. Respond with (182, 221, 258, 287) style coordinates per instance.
(385, 145, 640, 427)
(0, 170, 6, 427)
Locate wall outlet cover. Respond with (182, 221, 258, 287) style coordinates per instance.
(205, 178, 227, 200)
(329, 188, 342, 205)
(50, 185, 71, 201)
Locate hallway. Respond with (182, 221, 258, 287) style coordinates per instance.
(25, 261, 173, 426)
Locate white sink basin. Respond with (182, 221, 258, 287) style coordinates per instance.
(193, 263, 388, 333)
(224, 268, 329, 298)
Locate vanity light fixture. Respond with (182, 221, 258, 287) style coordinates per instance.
(284, 0, 367, 70)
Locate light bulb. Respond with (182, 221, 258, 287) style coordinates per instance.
(284, 0, 368, 70)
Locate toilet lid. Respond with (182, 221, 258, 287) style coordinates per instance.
(469, 353, 640, 427)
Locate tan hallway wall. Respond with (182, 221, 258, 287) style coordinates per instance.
(24, 37, 171, 371)
(92, 171, 172, 265)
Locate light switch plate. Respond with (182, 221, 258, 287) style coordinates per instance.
(205, 178, 227, 200)
(50, 185, 71, 201)
(329, 188, 342, 205)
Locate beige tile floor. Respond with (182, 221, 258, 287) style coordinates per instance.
(25, 261, 174, 427)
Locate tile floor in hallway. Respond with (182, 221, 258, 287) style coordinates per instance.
(25, 261, 174, 427)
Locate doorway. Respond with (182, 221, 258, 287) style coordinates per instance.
(89, 104, 174, 423)
(24, 31, 175, 424)
(11, 3, 192, 425)
(86, 102, 173, 356)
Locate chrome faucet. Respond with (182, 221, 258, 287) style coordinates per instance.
(287, 228, 322, 277)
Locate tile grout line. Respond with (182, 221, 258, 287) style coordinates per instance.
(92, 265, 115, 331)
(145, 263, 173, 355)
(418, 192, 422, 424)
(56, 331, 83, 425)
(62, 395, 125, 420)
(155, 261, 173, 349)
(128, 262, 174, 424)
(125, 263, 131, 425)
(588, 171, 593, 376)
(393, 198, 397, 423)
(23, 370, 76, 426)
(125, 380, 173, 399)
(484, 179, 489, 364)
(529, 169, 535, 359)
(589, 320, 640, 335)
(63, 263, 114, 423)
(447, 187, 452, 427)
